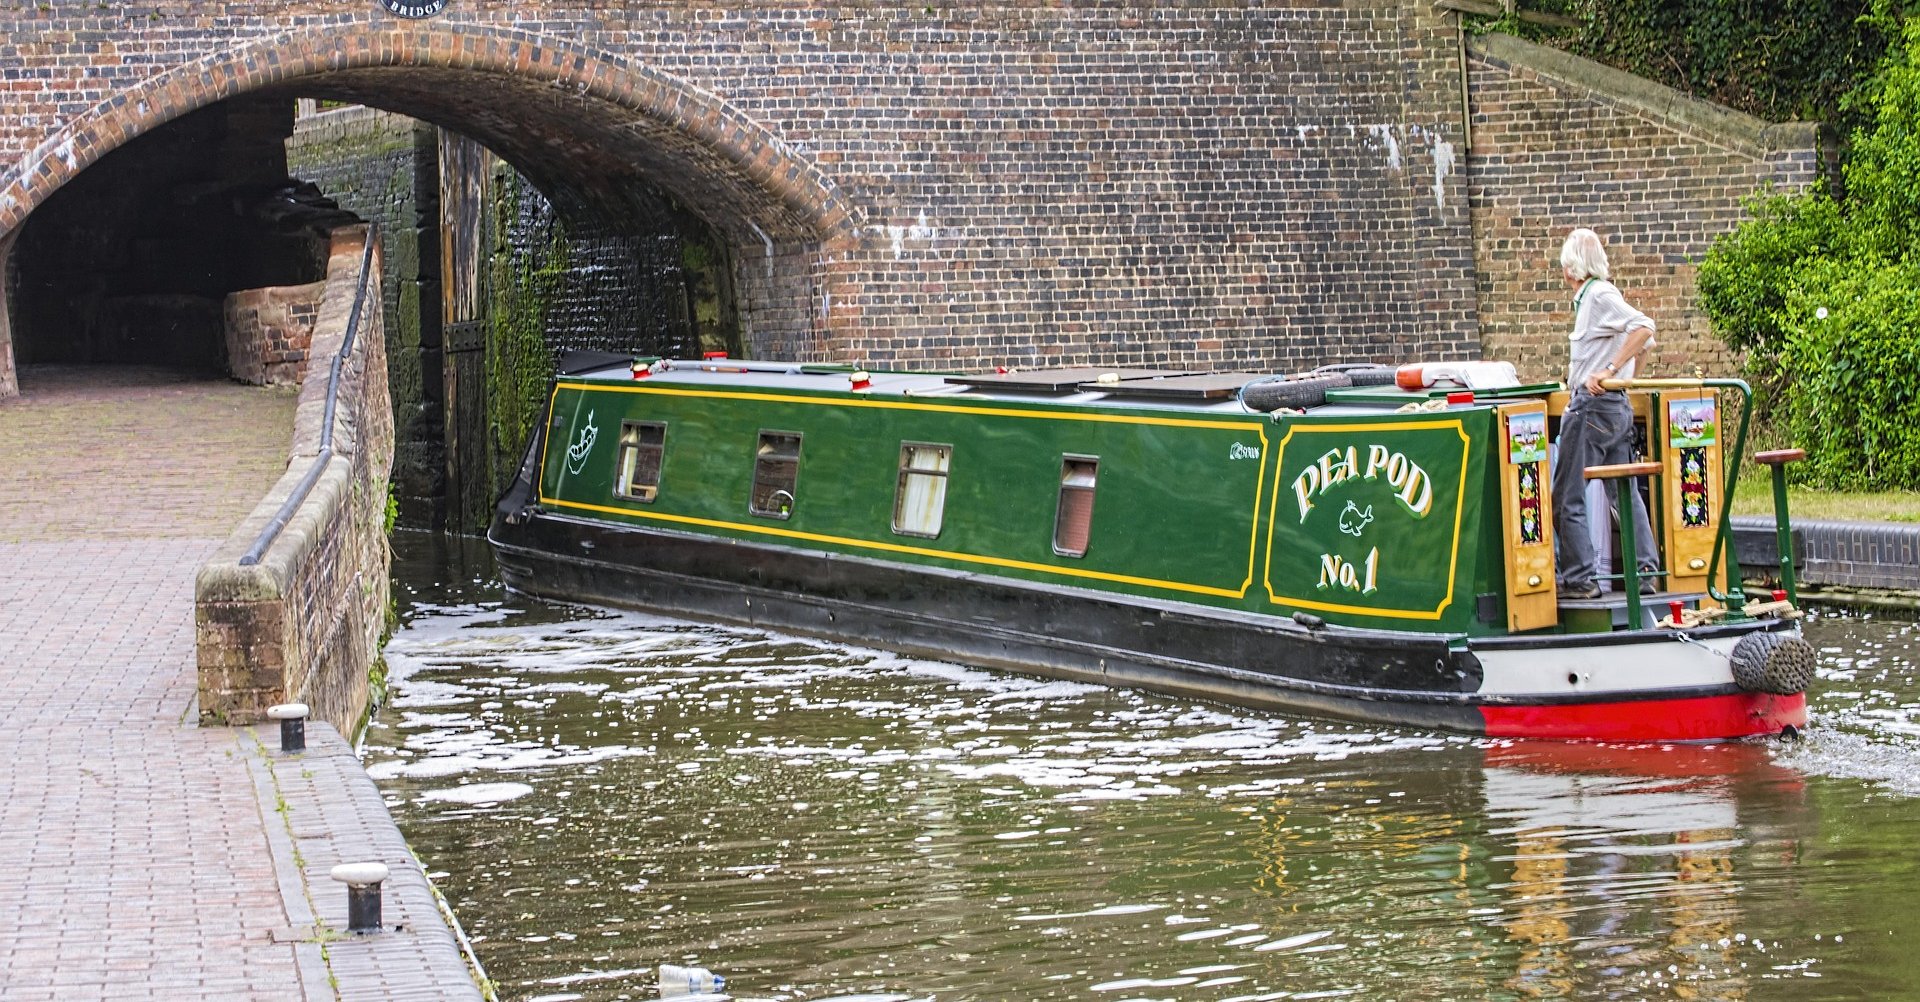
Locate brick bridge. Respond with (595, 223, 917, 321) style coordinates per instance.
(0, 4, 1820, 405)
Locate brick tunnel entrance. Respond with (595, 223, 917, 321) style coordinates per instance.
(0, 25, 854, 530)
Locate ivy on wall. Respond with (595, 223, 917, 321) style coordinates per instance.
(1511, 0, 1891, 140)
(485, 172, 566, 508)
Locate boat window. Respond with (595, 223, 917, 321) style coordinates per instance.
(614, 421, 666, 502)
(750, 431, 803, 519)
(893, 442, 952, 538)
(1054, 456, 1098, 557)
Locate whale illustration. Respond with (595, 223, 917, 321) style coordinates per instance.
(1339, 500, 1374, 538)
(565, 410, 599, 475)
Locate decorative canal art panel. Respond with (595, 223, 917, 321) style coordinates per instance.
(1265, 417, 1474, 622)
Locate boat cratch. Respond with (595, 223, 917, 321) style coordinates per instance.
(489, 354, 1819, 742)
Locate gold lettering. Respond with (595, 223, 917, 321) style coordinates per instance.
(1365, 444, 1391, 480)
(1293, 466, 1320, 523)
(1398, 465, 1433, 517)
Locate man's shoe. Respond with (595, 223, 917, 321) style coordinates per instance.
(1638, 577, 1659, 595)
(1560, 581, 1602, 599)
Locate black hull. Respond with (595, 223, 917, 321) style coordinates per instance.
(488, 512, 1789, 736)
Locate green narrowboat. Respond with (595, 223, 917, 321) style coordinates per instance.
(488, 354, 1817, 742)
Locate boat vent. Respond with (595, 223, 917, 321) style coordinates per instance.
(945, 367, 1191, 393)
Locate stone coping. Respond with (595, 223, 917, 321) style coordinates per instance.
(1730, 515, 1920, 593)
(1469, 33, 1822, 158)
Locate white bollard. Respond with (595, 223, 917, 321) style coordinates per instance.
(330, 862, 390, 932)
(267, 703, 309, 753)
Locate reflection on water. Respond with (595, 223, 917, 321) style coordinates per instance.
(369, 533, 1920, 1001)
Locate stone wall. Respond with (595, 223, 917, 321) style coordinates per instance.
(223, 281, 324, 386)
(1466, 34, 1824, 381)
(196, 225, 394, 734)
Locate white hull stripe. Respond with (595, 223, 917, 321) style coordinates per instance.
(1474, 633, 1750, 697)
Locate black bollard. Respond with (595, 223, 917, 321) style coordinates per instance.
(267, 703, 309, 753)
(330, 863, 390, 933)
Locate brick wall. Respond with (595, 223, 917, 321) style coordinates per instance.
(197, 226, 394, 733)
(223, 281, 324, 386)
(1466, 34, 1823, 382)
(0, 5, 1479, 382)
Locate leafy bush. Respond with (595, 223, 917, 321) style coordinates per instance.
(1514, 0, 1889, 139)
(1843, 13, 1920, 257)
(1695, 10, 1920, 490)
(1696, 190, 1845, 359)
(1776, 259, 1920, 488)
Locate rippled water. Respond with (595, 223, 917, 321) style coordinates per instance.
(369, 532, 1920, 1001)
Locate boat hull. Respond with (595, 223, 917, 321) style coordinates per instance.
(490, 512, 1805, 742)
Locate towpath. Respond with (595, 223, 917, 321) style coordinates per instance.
(0, 367, 479, 1000)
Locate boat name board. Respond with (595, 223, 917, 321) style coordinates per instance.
(1267, 420, 1474, 622)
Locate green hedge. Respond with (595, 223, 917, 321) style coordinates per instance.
(1513, 0, 1887, 140)
(1776, 260, 1920, 488)
(1696, 10, 1920, 491)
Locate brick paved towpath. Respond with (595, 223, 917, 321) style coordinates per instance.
(0, 367, 481, 1000)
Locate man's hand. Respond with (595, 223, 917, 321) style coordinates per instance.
(1587, 324, 1655, 395)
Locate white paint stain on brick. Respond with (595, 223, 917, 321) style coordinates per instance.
(1295, 124, 1318, 142)
(747, 220, 774, 278)
(871, 213, 936, 259)
(1364, 124, 1400, 170)
(1432, 138, 1456, 210)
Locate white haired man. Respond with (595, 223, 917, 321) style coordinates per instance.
(1553, 228, 1659, 599)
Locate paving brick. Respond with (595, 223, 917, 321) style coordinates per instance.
(0, 367, 477, 1000)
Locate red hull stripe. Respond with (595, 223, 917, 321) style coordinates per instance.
(1479, 692, 1807, 742)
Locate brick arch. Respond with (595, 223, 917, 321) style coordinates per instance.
(0, 22, 856, 242)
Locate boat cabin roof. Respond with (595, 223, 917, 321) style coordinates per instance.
(563, 356, 1561, 416)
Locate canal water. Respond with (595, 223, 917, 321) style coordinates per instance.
(368, 532, 1920, 1001)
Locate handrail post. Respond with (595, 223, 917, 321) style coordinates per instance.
(1583, 460, 1662, 630)
(1616, 478, 1646, 629)
(1756, 448, 1807, 606)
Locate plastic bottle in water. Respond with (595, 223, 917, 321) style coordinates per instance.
(657, 963, 726, 998)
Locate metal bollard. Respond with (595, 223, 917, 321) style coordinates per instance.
(267, 703, 309, 753)
(330, 862, 390, 933)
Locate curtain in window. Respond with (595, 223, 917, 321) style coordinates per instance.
(1055, 459, 1097, 556)
(895, 444, 950, 536)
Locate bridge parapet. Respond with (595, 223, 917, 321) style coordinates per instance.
(196, 224, 395, 733)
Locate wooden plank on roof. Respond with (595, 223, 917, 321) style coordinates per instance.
(1079, 373, 1266, 400)
(945, 367, 1190, 392)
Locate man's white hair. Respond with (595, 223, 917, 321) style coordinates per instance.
(1559, 227, 1610, 282)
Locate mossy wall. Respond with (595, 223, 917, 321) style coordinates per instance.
(286, 107, 444, 521)
(290, 109, 741, 531)
(478, 167, 741, 526)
